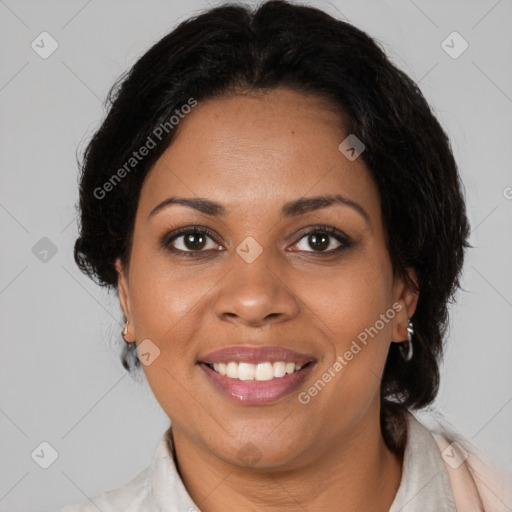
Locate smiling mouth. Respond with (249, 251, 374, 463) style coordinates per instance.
(202, 360, 314, 381)
(197, 345, 316, 403)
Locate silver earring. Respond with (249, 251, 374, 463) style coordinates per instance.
(399, 319, 414, 361)
(122, 321, 129, 339)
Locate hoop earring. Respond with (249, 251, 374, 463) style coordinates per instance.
(399, 319, 414, 362)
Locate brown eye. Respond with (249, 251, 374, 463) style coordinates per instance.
(182, 232, 208, 250)
(162, 226, 221, 255)
(307, 232, 331, 251)
(292, 226, 353, 254)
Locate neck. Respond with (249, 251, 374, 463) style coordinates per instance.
(170, 408, 404, 512)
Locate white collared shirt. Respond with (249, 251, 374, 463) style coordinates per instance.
(389, 413, 456, 511)
(57, 413, 458, 511)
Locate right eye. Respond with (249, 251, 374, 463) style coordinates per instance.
(161, 226, 223, 256)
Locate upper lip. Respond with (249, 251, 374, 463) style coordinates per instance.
(198, 345, 316, 366)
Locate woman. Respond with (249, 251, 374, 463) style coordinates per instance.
(60, 1, 510, 510)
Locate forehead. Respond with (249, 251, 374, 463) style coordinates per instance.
(138, 88, 380, 224)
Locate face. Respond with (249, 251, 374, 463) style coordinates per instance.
(116, 88, 417, 469)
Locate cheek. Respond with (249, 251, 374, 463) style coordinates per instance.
(128, 264, 208, 417)
(302, 261, 394, 409)
(307, 262, 394, 345)
(127, 253, 215, 400)
(129, 249, 209, 337)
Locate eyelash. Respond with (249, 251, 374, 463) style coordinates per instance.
(160, 224, 353, 257)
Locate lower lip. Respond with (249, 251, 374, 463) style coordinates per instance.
(198, 362, 315, 405)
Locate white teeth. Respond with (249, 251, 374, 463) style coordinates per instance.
(255, 362, 274, 381)
(285, 362, 295, 374)
(218, 362, 227, 376)
(226, 361, 238, 378)
(208, 361, 306, 380)
(273, 361, 287, 378)
(238, 362, 256, 381)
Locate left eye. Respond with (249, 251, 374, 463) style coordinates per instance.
(293, 229, 348, 253)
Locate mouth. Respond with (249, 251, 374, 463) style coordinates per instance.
(197, 345, 316, 405)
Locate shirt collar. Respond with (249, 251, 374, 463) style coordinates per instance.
(140, 427, 199, 511)
(389, 412, 457, 511)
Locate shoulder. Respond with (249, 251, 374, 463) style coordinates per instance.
(55, 426, 200, 511)
(54, 462, 151, 512)
(417, 412, 512, 512)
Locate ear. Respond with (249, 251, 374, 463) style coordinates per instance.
(115, 258, 134, 342)
(390, 267, 419, 343)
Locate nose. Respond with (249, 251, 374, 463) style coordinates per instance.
(213, 251, 300, 328)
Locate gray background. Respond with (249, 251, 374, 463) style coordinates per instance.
(1, 0, 511, 510)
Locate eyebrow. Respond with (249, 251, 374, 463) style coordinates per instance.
(148, 194, 369, 222)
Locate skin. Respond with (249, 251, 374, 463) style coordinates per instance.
(116, 88, 418, 511)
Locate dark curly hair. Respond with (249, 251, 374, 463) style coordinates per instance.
(73, 0, 470, 444)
